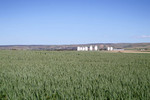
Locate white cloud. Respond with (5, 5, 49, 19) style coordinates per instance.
(140, 35, 150, 38)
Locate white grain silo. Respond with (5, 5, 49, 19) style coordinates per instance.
(85, 46, 88, 51)
(107, 47, 113, 51)
(94, 45, 98, 51)
(110, 47, 113, 51)
(77, 46, 80, 51)
(80, 47, 83, 51)
(90, 45, 93, 51)
(82, 47, 85, 51)
(107, 47, 110, 51)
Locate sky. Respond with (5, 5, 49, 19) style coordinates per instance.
(0, 0, 150, 45)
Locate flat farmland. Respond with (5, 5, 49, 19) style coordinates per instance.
(0, 50, 150, 100)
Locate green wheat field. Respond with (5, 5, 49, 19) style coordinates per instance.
(0, 50, 150, 100)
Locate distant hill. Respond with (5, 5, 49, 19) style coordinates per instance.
(0, 43, 150, 50)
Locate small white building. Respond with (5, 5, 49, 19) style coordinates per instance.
(113, 48, 124, 51)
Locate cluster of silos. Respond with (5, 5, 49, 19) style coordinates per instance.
(77, 45, 98, 51)
(77, 46, 88, 51)
(107, 47, 113, 51)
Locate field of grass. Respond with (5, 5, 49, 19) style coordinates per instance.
(0, 50, 150, 100)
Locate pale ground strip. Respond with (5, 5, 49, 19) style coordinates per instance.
(109, 50, 150, 53)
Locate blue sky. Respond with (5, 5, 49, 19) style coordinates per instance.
(0, 0, 150, 45)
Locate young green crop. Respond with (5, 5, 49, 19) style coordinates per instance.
(0, 50, 150, 100)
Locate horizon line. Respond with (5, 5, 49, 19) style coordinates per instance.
(0, 42, 150, 46)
